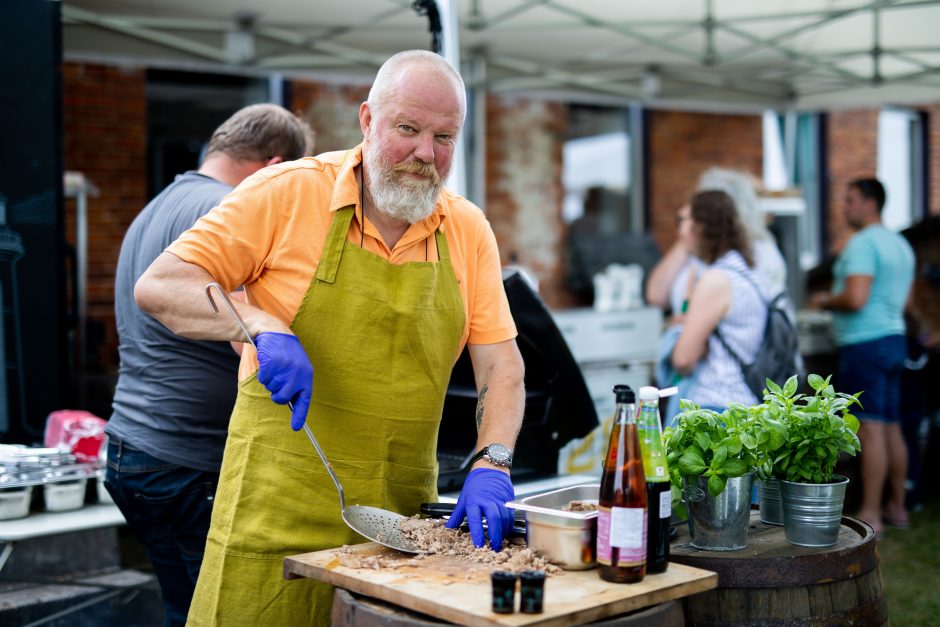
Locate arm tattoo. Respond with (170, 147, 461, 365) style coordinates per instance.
(475, 384, 488, 431)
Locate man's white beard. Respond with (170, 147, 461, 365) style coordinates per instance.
(363, 140, 445, 225)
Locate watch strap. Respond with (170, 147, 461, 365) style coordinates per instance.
(467, 444, 512, 468)
(468, 448, 487, 466)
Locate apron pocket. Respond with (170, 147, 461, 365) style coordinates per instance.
(221, 440, 368, 557)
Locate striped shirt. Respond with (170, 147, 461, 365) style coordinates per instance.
(685, 250, 767, 408)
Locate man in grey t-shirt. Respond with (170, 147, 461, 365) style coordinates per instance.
(106, 104, 312, 627)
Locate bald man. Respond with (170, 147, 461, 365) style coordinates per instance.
(135, 50, 524, 625)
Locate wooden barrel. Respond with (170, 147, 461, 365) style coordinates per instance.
(671, 510, 886, 626)
(331, 588, 685, 626)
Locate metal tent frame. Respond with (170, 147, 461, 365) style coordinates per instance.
(60, 0, 940, 109)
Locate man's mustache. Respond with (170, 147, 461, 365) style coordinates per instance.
(393, 161, 441, 184)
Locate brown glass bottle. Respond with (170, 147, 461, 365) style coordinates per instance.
(597, 385, 647, 584)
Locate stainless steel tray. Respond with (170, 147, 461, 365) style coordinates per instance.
(507, 484, 600, 570)
(507, 483, 599, 528)
(0, 444, 98, 488)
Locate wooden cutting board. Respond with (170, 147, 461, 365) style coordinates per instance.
(284, 543, 717, 626)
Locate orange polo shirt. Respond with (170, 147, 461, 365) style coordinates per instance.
(167, 145, 517, 380)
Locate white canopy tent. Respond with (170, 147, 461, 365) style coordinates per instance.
(62, 0, 940, 111)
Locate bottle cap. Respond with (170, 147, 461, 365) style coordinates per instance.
(639, 386, 660, 401)
(519, 570, 546, 614)
(612, 385, 635, 403)
(491, 571, 517, 614)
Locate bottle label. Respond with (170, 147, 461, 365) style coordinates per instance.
(659, 489, 672, 519)
(638, 405, 670, 482)
(597, 506, 647, 565)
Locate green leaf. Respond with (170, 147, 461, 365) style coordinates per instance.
(707, 474, 727, 497)
(713, 445, 728, 467)
(783, 375, 799, 397)
(740, 432, 757, 449)
(844, 413, 860, 434)
(766, 379, 784, 396)
(695, 432, 711, 451)
(808, 373, 825, 391)
(723, 459, 747, 477)
(679, 452, 707, 475)
(769, 429, 787, 451)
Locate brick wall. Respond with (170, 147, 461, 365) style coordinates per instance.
(907, 106, 940, 336)
(922, 104, 940, 217)
(484, 95, 571, 308)
(646, 110, 764, 253)
(824, 109, 879, 253)
(824, 107, 940, 336)
(62, 63, 148, 372)
(289, 81, 370, 154)
(60, 61, 940, 367)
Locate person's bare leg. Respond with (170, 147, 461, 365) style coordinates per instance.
(856, 420, 887, 533)
(883, 422, 909, 526)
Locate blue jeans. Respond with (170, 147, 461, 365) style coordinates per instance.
(105, 439, 219, 627)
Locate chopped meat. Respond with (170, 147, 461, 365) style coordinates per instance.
(335, 546, 410, 570)
(335, 518, 561, 575)
(561, 500, 598, 512)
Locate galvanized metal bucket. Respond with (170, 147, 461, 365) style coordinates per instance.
(758, 478, 784, 526)
(684, 473, 754, 551)
(780, 475, 849, 547)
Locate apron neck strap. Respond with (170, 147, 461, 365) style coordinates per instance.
(315, 206, 355, 284)
(434, 228, 450, 262)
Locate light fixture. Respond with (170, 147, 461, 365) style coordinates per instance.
(225, 12, 257, 64)
(642, 65, 661, 99)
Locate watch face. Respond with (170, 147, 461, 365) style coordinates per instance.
(485, 443, 512, 464)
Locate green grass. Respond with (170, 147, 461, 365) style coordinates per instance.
(878, 497, 940, 625)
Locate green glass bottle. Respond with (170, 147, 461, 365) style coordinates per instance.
(637, 386, 670, 574)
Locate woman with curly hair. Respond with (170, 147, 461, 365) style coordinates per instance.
(646, 167, 787, 316)
(669, 190, 768, 410)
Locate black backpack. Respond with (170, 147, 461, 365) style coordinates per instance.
(714, 269, 802, 399)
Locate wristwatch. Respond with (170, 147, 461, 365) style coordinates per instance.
(468, 443, 513, 469)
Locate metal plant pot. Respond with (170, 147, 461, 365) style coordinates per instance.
(780, 474, 849, 547)
(758, 478, 784, 526)
(684, 473, 754, 551)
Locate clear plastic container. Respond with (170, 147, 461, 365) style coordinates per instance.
(0, 485, 32, 520)
(44, 478, 87, 512)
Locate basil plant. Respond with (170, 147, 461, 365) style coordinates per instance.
(758, 374, 862, 484)
(663, 400, 763, 500)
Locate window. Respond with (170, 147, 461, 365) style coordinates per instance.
(562, 105, 653, 304)
(877, 108, 926, 231)
(562, 105, 632, 231)
(146, 69, 271, 198)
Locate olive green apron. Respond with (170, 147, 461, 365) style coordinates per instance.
(187, 205, 465, 626)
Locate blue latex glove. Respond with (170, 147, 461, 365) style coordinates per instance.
(445, 468, 515, 550)
(255, 332, 314, 431)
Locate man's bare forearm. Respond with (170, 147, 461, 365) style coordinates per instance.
(134, 252, 291, 341)
(467, 340, 525, 472)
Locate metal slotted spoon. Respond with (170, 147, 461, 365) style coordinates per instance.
(204, 283, 421, 553)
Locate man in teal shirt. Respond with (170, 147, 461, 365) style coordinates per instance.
(812, 178, 915, 535)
